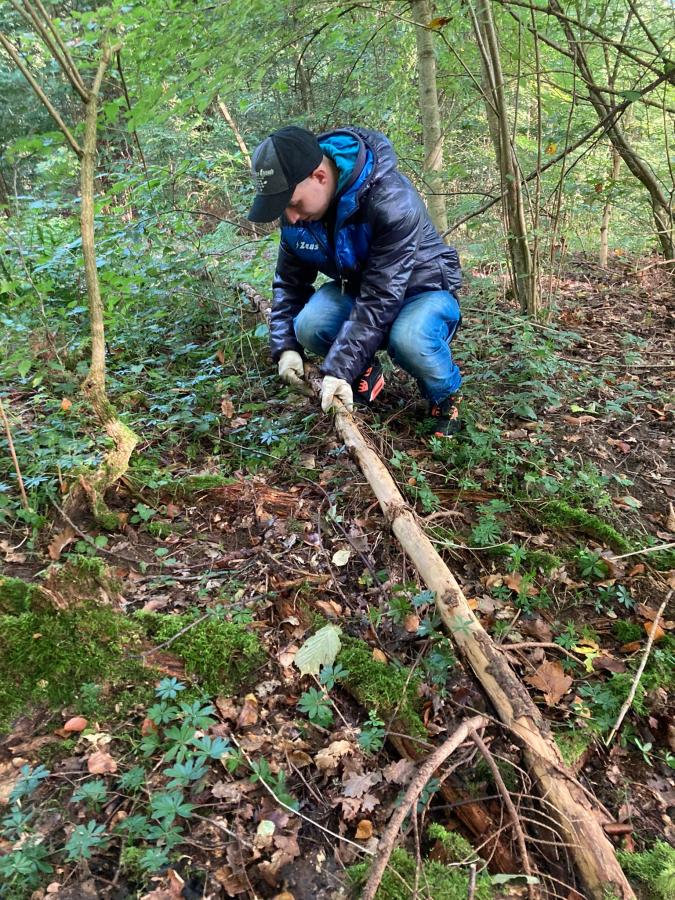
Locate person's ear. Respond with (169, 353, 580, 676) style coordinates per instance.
(312, 163, 328, 183)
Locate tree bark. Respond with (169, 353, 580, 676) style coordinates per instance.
(411, 0, 447, 233)
(472, 0, 540, 314)
(600, 147, 622, 267)
(332, 403, 635, 899)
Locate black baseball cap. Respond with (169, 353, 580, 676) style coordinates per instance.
(248, 126, 323, 222)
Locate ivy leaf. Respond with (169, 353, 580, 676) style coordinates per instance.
(293, 625, 342, 676)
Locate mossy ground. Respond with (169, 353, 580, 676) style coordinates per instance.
(617, 841, 675, 899)
(0, 580, 266, 733)
(0, 593, 152, 732)
(137, 611, 266, 695)
(348, 847, 492, 900)
(338, 635, 425, 737)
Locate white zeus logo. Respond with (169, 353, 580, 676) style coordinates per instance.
(298, 241, 319, 251)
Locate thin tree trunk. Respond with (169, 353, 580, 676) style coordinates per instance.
(600, 147, 622, 267)
(0, 166, 11, 216)
(2, 5, 139, 527)
(216, 97, 253, 167)
(411, 0, 447, 233)
(472, 0, 539, 314)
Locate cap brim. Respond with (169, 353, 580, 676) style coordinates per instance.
(247, 188, 293, 223)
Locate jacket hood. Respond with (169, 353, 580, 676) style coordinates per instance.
(317, 126, 397, 196)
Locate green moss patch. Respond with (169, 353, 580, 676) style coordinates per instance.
(554, 730, 591, 768)
(618, 841, 675, 899)
(0, 596, 151, 733)
(338, 635, 425, 737)
(168, 473, 235, 498)
(348, 847, 492, 899)
(539, 501, 633, 553)
(138, 612, 266, 695)
(0, 576, 38, 615)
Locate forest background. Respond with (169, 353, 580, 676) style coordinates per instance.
(0, 1, 674, 899)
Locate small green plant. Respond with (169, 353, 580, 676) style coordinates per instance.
(358, 711, 386, 753)
(297, 686, 334, 727)
(576, 548, 609, 580)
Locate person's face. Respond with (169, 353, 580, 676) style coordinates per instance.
(284, 165, 334, 224)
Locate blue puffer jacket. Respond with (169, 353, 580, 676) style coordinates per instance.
(270, 127, 462, 384)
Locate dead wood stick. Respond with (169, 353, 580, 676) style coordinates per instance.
(0, 396, 30, 510)
(606, 596, 670, 746)
(469, 728, 536, 899)
(331, 401, 635, 899)
(388, 731, 516, 873)
(361, 716, 488, 900)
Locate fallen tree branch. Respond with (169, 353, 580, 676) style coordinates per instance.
(606, 595, 670, 746)
(361, 716, 488, 900)
(0, 396, 30, 511)
(331, 401, 635, 898)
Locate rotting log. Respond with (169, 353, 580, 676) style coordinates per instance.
(332, 405, 634, 899)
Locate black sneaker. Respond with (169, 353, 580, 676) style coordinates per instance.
(353, 361, 385, 406)
(429, 395, 462, 436)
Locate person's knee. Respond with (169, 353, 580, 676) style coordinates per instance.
(294, 306, 322, 351)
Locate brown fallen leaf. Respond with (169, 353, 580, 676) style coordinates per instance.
(607, 437, 632, 454)
(140, 868, 185, 900)
(220, 396, 235, 418)
(315, 599, 342, 618)
(525, 660, 573, 705)
(237, 694, 259, 729)
(643, 620, 665, 642)
(382, 758, 415, 785)
(355, 819, 373, 840)
(48, 525, 76, 561)
(60, 397, 72, 412)
(342, 770, 382, 798)
(563, 414, 596, 426)
(315, 740, 353, 772)
(403, 613, 420, 633)
(63, 716, 88, 733)
(87, 750, 117, 775)
(372, 648, 387, 663)
(666, 503, 675, 533)
(213, 864, 248, 896)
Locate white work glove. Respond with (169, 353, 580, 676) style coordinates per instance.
(278, 350, 304, 386)
(321, 376, 354, 413)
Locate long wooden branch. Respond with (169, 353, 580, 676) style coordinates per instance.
(331, 403, 635, 899)
(10, 0, 88, 101)
(0, 30, 82, 156)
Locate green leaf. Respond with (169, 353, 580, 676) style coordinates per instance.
(293, 625, 342, 676)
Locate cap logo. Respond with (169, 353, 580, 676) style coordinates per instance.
(254, 168, 276, 192)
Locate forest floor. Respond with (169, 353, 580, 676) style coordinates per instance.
(0, 254, 674, 900)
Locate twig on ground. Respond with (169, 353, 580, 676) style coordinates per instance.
(140, 611, 210, 657)
(610, 542, 675, 560)
(469, 728, 537, 900)
(606, 595, 670, 745)
(467, 863, 477, 900)
(500, 641, 584, 664)
(0, 396, 30, 510)
(360, 715, 488, 900)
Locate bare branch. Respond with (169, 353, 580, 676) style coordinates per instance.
(0, 29, 82, 156)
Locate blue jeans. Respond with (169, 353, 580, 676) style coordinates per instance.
(294, 281, 462, 403)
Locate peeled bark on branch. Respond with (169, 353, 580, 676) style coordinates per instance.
(331, 403, 634, 899)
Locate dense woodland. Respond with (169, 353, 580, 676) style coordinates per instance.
(0, 1, 674, 898)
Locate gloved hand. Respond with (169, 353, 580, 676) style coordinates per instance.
(278, 350, 304, 386)
(321, 376, 354, 413)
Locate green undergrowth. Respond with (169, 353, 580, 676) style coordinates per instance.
(165, 472, 236, 499)
(618, 841, 675, 899)
(554, 729, 592, 768)
(137, 611, 266, 695)
(348, 838, 492, 899)
(0, 592, 151, 733)
(338, 635, 425, 738)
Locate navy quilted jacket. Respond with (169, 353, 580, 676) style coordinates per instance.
(270, 127, 462, 384)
